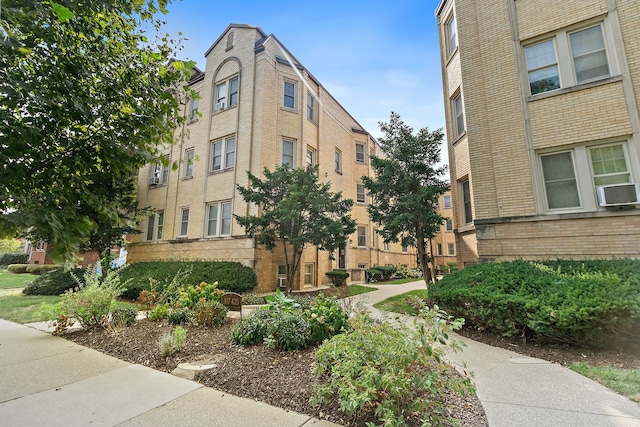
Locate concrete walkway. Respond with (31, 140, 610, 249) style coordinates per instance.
(352, 280, 640, 427)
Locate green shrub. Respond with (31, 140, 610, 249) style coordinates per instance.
(23, 268, 85, 296)
(395, 264, 423, 279)
(110, 305, 138, 327)
(264, 311, 311, 351)
(25, 264, 62, 275)
(365, 268, 382, 283)
(325, 270, 349, 286)
(158, 326, 187, 358)
(306, 295, 349, 344)
(375, 265, 397, 281)
(193, 299, 227, 327)
(148, 303, 169, 321)
(231, 307, 272, 346)
(117, 261, 258, 300)
(7, 264, 28, 274)
(167, 307, 193, 325)
(312, 305, 472, 426)
(429, 259, 640, 347)
(0, 253, 28, 266)
(179, 281, 223, 309)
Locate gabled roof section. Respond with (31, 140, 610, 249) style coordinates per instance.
(204, 24, 268, 57)
(189, 66, 205, 85)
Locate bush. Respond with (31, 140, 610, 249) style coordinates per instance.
(429, 259, 640, 347)
(0, 253, 28, 266)
(25, 264, 62, 275)
(325, 270, 349, 286)
(264, 311, 311, 351)
(7, 264, 28, 274)
(312, 306, 472, 426)
(179, 281, 223, 309)
(365, 268, 382, 283)
(395, 264, 423, 279)
(110, 305, 138, 327)
(231, 307, 272, 346)
(375, 265, 397, 281)
(306, 295, 349, 344)
(193, 299, 227, 327)
(167, 307, 193, 325)
(158, 326, 187, 358)
(117, 261, 258, 300)
(23, 268, 85, 296)
(148, 303, 169, 321)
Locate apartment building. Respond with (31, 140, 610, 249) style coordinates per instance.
(127, 24, 416, 292)
(431, 191, 457, 272)
(436, 0, 640, 266)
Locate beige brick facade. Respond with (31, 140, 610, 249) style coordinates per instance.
(128, 25, 416, 292)
(436, 1, 640, 265)
(431, 191, 458, 271)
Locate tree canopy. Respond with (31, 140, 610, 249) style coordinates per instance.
(363, 112, 449, 285)
(236, 165, 356, 293)
(0, 0, 193, 260)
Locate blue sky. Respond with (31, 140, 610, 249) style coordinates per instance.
(162, 0, 446, 155)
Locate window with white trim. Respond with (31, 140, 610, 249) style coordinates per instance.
(356, 184, 366, 204)
(445, 218, 454, 232)
(539, 142, 636, 212)
(184, 148, 194, 178)
(304, 263, 315, 286)
(179, 207, 189, 237)
(452, 92, 465, 138)
(357, 225, 367, 247)
(443, 195, 451, 208)
(306, 146, 316, 167)
(307, 93, 317, 122)
(146, 215, 155, 241)
(283, 80, 296, 109)
(524, 22, 613, 96)
(384, 242, 390, 252)
(447, 243, 455, 256)
(206, 201, 232, 237)
(355, 143, 366, 164)
(437, 243, 443, 256)
(149, 160, 169, 186)
(335, 149, 342, 173)
(189, 97, 199, 121)
(461, 179, 472, 224)
(282, 139, 295, 167)
(446, 14, 457, 57)
(214, 76, 238, 110)
(210, 136, 235, 172)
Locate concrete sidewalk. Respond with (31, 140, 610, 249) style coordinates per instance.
(0, 318, 338, 427)
(352, 280, 640, 427)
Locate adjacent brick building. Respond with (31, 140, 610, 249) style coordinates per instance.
(127, 24, 416, 292)
(431, 191, 457, 272)
(436, 0, 640, 266)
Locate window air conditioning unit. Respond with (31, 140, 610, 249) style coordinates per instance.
(278, 277, 287, 289)
(596, 183, 640, 207)
(214, 102, 225, 110)
(148, 176, 160, 185)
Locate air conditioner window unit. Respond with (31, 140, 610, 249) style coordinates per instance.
(215, 102, 225, 110)
(148, 176, 160, 185)
(278, 276, 287, 288)
(596, 183, 640, 206)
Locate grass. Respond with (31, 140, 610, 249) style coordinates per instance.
(347, 284, 377, 296)
(371, 277, 425, 285)
(571, 362, 640, 402)
(373, 290, 429, 315)
(0, 269, 38, 290)
(0, 294, 62, 324)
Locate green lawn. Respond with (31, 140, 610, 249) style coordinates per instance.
(0, 294, 62, 324)
(373, 290, 428, 315)
(371, 277, 425, 285)
(0, 269, 38, 290)
(571, 363, 640, 402)
(347, 284, 377, 296)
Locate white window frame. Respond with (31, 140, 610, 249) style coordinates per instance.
(282, 139, 296, 167)
(446, 13, 457, 57)
(445, 218, 454, 232)
(383, 242, 390, 252)
(146, 215, 155, 241)
(437, 243, 443, 256)
(307, 93, 317, 122)
(357, 225, 367, 247)
(443, 195, 451, 208)
(524, 21, 616, 97)
(283, 80, 297, 110)
(179, 207, 189, 237)
(335, 148, 342, 173)
(150, 160, 169, 186)
(210, 136, 235, 172)
(452, 92, 465, 138)
(303, 263, 315, 286)
(184, 148, 194, 178)
(461, 179, 472, 225)
(189, 97, 199, 121)
(214, 76, 238, 110)
(356, 183, 366, 204)
(447, 243, 455, 256)
(355, 143, 366, 164)
(206, 200, 232, 237)
(306, 146, 316, 167)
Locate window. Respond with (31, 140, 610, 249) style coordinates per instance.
(282, 139, 295, 167)
(149, 160, 168, 186)
(448, 243, 455, 256)
(214, 76, 238, 110)
(384, 242, 390, 252)
(357, 226, 367, 247)
(146, 215, 155, 241)
(437, 243, 443, 256)
(156, 211, 164, 240)
(356, 184, 366, 203)
(452, 93, 465, 137)
(539, 142, 634, 212)
(446, 14, 457, 56)
(283, 80, 296, 109)
(210, 136, 235, 172)
(207, 201, 232, 236)
(445, 218, 454, 232)
(306, 146, 316, 167)
(355, 143, 366, 163)
(524, 23, 612, 96)
(402, 245, 408, 253)
(335, 149, 342, 173)
(461, 179, 472, 224)
(357, 263, 367, 269)
(184, 148, 194, 178)
(179, 208, 189, 237)
(443, 195, 451, 208)
(371, 229, 377, 248)
(189, 97, 199, 121)
(304, 263, 314, 286)
(307, 93, 316, 122)
(145, 212, 164, 241)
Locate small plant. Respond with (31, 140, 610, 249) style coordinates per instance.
(265, 289, 300, 312)
(231, 308, 272, 346)
(167, 307, 193, 325)
(158, 326, 187, 358)
(148, 303, 169, 321)
(179, 281, 223, 309)
(325, 270, 349, 286)
(193, 299, 228, 327)
(306, 295, 349, 344)
(365, 268, 382, 283)
(110, 305, 138, 327)
(137, 290, 159, 311)
(264, 311, 312, 351)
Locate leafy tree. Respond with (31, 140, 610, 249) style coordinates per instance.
(363, 112, 449, 286)
(0, 0, 194, 260)
(236, 165, 357, 293)
(0, 238, 22, 253)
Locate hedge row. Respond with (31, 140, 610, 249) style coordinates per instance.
(23, 268, 84, 296)
(8, 264, 61, 275)
(428, 259, 640, 348)
(117, 261, 258, 300)
(0, 253, 28, 266)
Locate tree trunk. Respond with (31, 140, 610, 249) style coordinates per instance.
(416, 225, 432, 287)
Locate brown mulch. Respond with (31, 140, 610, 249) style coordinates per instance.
(64, 318, 488, 427)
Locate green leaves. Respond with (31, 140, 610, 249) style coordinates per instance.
(49, 2, 73, 22)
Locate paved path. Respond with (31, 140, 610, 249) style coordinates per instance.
(352, 280, 640, 427)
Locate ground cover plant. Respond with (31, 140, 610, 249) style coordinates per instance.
(0, 269, 38, 290)
(428, 259, 640, 347)
(373, 289, 428, 315)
